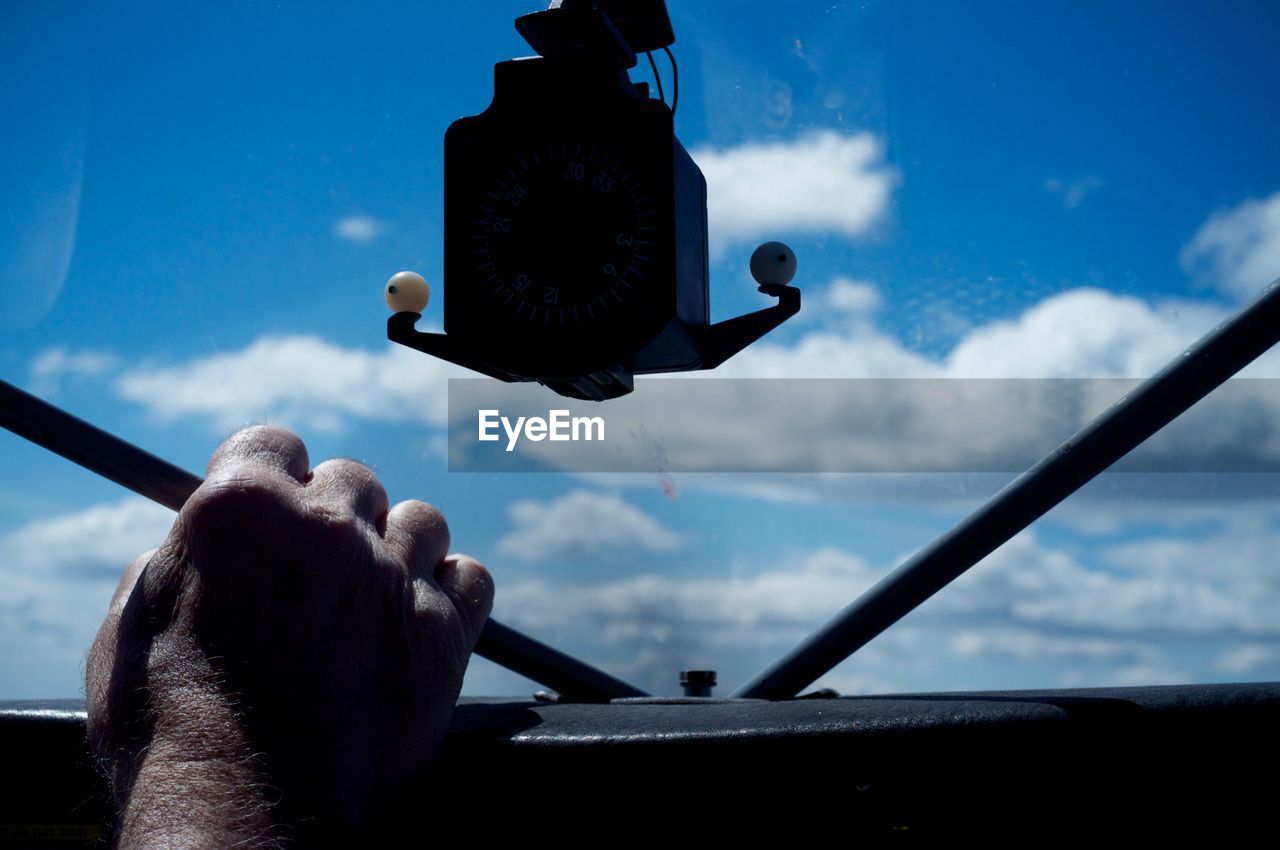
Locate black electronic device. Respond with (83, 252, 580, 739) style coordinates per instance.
(386, 1, 801, 400)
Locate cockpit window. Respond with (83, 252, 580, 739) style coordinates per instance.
(3, 1, 1280, 698)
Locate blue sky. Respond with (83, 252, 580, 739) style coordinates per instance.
(4, 0, 1280, 698)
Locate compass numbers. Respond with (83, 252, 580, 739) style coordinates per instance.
(470, 140, 659, 328)
(561, 161, 616, 195)
(593, 172, 615, 193)
(504, 184, 527, 207)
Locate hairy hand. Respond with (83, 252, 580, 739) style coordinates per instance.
(86, 426, 493, 842)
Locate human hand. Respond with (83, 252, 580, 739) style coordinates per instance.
(86, 426, 493, 844)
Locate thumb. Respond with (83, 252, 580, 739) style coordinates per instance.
(433, 554, 494, 645)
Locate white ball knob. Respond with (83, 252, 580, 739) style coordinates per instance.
(384, 271, 430, 313)
(750, 241, 797, 287)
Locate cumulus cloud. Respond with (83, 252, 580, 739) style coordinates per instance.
(494, 526, 1280, 694)
(496, 489, 682, 561)
(936, 530, 1280, 639)
(98, 275, 1280, 480)
(496, 546, 879, 691)
(6, 495, 1277, 698)
(1181, 191, 1280, 301)
(1214, 643, 1280, 675)
(944, 288, 1230, 378)
(715, 286, 938, 378)
(949, 629, 1144, 663)
(452, 283, 1280, 475)
(693, 131, 898, 258)
(97, 272, 1280, 481)
(28, 347, 117, 396)
(826, 277, 883, 315)
(721, 284, 1269, 381)
(116, 336, 462, 434)
(3, 497, 174, 577)
(334, 215, 384, 243)
(0, 497, 174, 695)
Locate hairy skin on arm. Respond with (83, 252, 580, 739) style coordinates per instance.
(86, 426, 494, 847)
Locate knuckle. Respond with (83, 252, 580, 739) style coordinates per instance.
(180, 473, 296, 540)
(211, 424, 303, 460)
(439, 555, 495, 612)
(460, 556, 494, 593)
(314, 458, 380, 489)
(207, 425, 309, 481)
(310, 459, 388, 504)
(397, 500, 448, 536)
(308, 505, 364, 542)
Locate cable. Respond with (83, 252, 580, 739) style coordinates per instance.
(663, 44, 679, 116)
(646, 50, 666, 106)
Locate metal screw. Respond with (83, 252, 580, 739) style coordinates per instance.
(680, 670, 716, 697)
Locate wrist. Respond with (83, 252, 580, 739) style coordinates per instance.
(109, 641, 284, 848)
(117, 737, 281, 849)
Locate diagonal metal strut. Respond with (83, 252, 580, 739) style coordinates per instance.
(736, 277, 1280, 700)
(0, 379, 646, 702)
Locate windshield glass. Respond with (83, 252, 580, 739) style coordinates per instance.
(4, 0, 1280, 699)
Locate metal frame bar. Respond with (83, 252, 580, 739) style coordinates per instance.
(736, 278, 1280, 700)
(0, 379, 647, 702)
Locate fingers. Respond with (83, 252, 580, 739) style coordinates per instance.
(308, 459, 390, 527)
(385, 504, 491, 637)
(384, 500, 450, 575)
(206, 425, 310, 484)
(435, 554, 494, 640)
(198, 429, 491, 642)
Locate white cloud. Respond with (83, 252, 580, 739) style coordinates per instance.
(115, 336, 461, 434)
(721, 285, 1263, 381)
(28, 346, 117, 396)
(334, 215, 384, 243)
(1044, 175, 1103, 209)
(693, 131, 898, 258)
(1181, 191, 1280, 301)
(826, 277, 883, 314)
(949, 629, 1143, 663)
(3, 497, 174, 577)
(0, 498, 174, 695)
(716, 310, 937, 379)
(496, 489, 681, 561)
(944, 288, 1229, 378)
(438, 280, 1280, 478)
(490, 527, 1280, 694)
(937, 529, 1280, 640)
(6, 494, 1276, 698)
(496, 546, 878, 678)
(108, 282, 1280, 479)
(1214, 643, 1280, 675)
(1108, 664, 1193, 687)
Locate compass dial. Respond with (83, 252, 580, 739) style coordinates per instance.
(469, 140, 658, 328)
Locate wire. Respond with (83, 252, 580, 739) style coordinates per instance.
(663, 44, 679, 117)
(646, 50, 666, 107)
